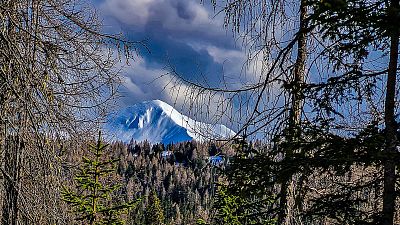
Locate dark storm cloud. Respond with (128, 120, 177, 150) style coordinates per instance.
(96, 0, 244, 100)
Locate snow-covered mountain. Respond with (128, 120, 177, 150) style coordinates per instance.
(104, 100, 236, 144)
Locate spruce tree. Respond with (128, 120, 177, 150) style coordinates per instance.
(144, 191, 165, 225)
(62, 132, 139, 225)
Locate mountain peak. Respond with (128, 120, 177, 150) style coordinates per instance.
(104, 100, 236, 144)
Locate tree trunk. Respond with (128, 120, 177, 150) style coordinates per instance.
(1, 2, 22, 223)
(2, 136, 23, 225)
(278, 0, 308, 223)
(290, 0, 308, 133)
(382, 0, 399, 224)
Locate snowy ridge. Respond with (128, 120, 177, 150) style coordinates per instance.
(104, 100, 236, 144)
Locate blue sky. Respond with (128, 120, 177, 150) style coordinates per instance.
(93, 0, 253, 115)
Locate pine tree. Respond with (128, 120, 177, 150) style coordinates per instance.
(145, 191, 165, 225)
(62, 132, 139, 225)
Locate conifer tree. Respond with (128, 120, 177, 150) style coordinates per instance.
(62, 132, 139, 225)
(145, 191, 165, 225)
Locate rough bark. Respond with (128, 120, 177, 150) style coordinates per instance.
(290, 0, 308, 133)
(382, 0, 399, 224)
(278, 0, 308, 224)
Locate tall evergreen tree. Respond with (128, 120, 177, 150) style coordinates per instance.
(62, 132, 139, 225)
(145, 191, 165, 225)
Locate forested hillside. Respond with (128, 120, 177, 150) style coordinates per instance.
(60, 138, 241, 224)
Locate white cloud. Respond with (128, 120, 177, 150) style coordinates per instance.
(188, 43, 273, 89)
(101, 0, 153, 27)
